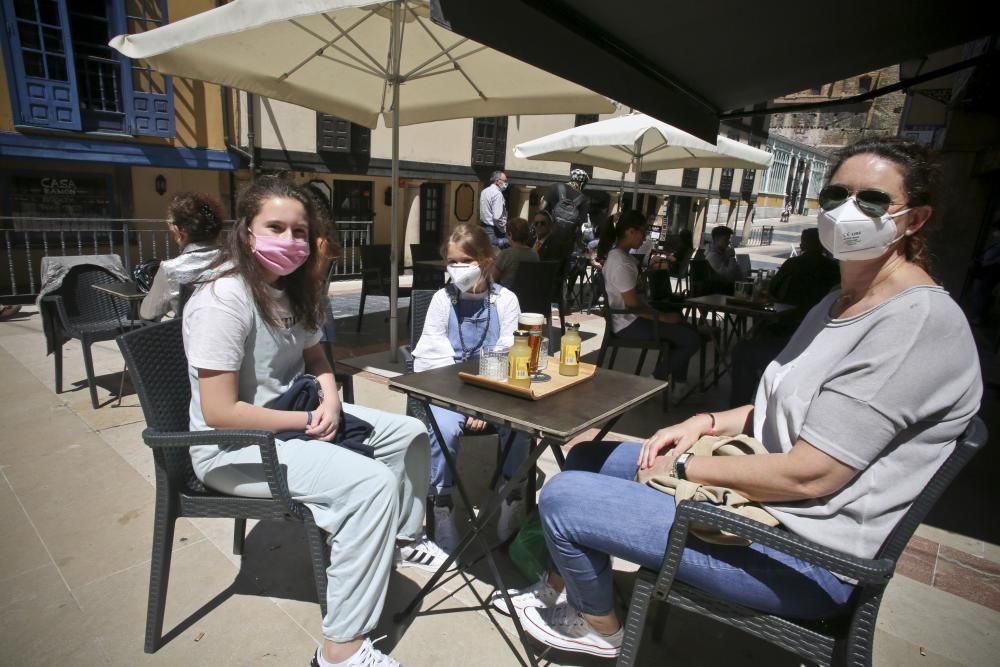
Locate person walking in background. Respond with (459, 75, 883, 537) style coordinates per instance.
(492, 217, 540, 287)
(540, 168, 591, 263)
(480, 170, 510, 248)
(139, 192, 224, 321)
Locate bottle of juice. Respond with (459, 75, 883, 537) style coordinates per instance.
(559, 323, 581, 376)
(508, 330, 532, 389)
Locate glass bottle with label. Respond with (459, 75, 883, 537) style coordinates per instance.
(559, 323, 581, 376)
(508, 330, 532, 389)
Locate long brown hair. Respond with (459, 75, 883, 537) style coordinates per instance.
(828, 137, 941, 271)
(217, 177, 325, 331)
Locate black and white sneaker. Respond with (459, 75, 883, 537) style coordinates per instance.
(396, 535, 456, 572)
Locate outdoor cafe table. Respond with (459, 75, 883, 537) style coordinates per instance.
(683, 293, 796, 389)
(389, 360, 665, 663)
(92, 281, 147, 405)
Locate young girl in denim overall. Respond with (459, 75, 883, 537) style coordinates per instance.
(411, 224, 531, 553)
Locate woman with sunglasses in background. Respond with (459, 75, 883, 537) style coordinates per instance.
(493, 137, 982, 659)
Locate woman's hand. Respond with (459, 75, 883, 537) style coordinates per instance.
(465, 416, 488, 432)
(305, 399, 340, 442)
(638, 415, 710, 470)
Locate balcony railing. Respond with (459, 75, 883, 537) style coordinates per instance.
(0, 218, 374, 303)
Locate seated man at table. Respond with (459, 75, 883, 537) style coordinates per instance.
(704, 225, 746, 295)
(598, 211, 701, 396)
(729, 228, 840, 406)
(492, 217, 539, 287)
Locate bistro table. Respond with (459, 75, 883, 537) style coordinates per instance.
(92, 281, 147, 405)
(683, 294, 796, 389)
(390, 360, 665, 664)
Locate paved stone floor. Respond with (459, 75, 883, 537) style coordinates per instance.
(1, 242, 998, 666)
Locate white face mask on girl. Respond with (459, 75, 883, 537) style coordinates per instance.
(446, 263, 482, 293)
(817, 199, 910, 261)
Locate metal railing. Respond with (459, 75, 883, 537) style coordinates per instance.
(743, 225, 775, 247)
(1, 217, 374, 302)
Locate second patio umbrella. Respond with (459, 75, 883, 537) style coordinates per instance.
(513, 112, 773, 204)
(110, 0, 614, 355)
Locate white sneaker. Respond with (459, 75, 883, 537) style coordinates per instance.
(522, 603, 623, 658)
(432, 504, 461, 554)
(490, 574, 566, 616)
(396, 535, 456, 572)
(312, 637, 400, 667)
(496, 496, 526, 543)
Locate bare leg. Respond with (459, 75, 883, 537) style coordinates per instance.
(323, 638, 364, 663)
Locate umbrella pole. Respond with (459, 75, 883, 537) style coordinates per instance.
(616, 171, 626, 212)
(388, 1, 401, 363)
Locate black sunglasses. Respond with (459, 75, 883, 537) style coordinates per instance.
(819, 185, 898, 217)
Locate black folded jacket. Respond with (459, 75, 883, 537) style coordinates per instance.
(269, 374, 375, 458)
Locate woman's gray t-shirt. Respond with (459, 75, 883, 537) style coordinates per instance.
(755, 285, 982, 559)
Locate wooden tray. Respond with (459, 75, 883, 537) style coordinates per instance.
(458, 358, 596, 400)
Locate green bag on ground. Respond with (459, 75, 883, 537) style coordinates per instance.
(508, 511, 548, 581)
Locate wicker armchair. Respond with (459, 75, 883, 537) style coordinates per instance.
(116, 319, 329, 654)
(40, 264, 144, 409)
(617, 415, 988, 667)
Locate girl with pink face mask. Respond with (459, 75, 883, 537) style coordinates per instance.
(182, 177, 446, 667)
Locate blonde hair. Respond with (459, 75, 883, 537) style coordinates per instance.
(441, 223, 496, 262)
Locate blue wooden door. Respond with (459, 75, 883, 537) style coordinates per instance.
(2, 0, 81, 131)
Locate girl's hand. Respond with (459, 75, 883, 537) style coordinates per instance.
(465, 416, 488, 432)
(305, 400, 340, 442)
(638, 415, 708, 470)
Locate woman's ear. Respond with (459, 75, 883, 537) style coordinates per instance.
(904, 205, 933, 236)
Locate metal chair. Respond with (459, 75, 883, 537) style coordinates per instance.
(617, 416, 988, 667)
(40, 264, 144, 409)
(116, 319, 329, 654)
(355, 244, 412, 332)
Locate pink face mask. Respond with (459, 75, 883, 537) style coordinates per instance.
(252, 233, 310, 276)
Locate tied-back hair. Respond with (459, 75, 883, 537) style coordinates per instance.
(596, 209, 646, 260)
(167, 192, 224, 244)
(216, 176, 326, 331)
(441, 223, 496, 264)
(829, 136, 941, 272)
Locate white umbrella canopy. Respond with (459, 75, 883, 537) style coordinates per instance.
(513, 113, 773, 172)
(110, 0, 614, 356)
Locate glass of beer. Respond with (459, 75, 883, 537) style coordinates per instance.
(518, 313, 546, 374)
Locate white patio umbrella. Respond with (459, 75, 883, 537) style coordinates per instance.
(110, 0, 614, 356)
(513, 112, 773, 204)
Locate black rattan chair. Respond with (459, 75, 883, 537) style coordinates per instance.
(116, 319, 329, 654)
(508, 260, 563, 332)
(356, 244, 412, 332)
(41, 264, 144, 409)
(617, 415, 988, 667)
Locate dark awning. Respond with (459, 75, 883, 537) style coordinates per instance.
(432, 0, 992, 142)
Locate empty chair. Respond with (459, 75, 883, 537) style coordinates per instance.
(355, 244, 412, 332)
(507, 260, 563, 332)
(40, 263, 143, 409)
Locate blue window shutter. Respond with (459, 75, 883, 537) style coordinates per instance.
(2, 0, 81, 131)
(118, 0, 174, 137)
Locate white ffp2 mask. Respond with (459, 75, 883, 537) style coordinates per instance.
(817, 199, 910, 261)
(446, 263, 482, 293)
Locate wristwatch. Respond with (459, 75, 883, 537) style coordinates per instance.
(672, 452, 694, 480)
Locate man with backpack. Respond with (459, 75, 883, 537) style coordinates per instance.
(540, 168, 591, 263)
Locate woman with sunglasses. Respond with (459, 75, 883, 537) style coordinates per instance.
(492, 137, 982, 659)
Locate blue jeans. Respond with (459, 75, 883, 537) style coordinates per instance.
(428, 405, 530, 494)
(539, 441, 855, 619)
(481, 224, 510, 249)
(616, 318, 701, 382)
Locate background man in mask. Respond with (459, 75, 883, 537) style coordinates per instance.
(479, 170, 510, 248)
